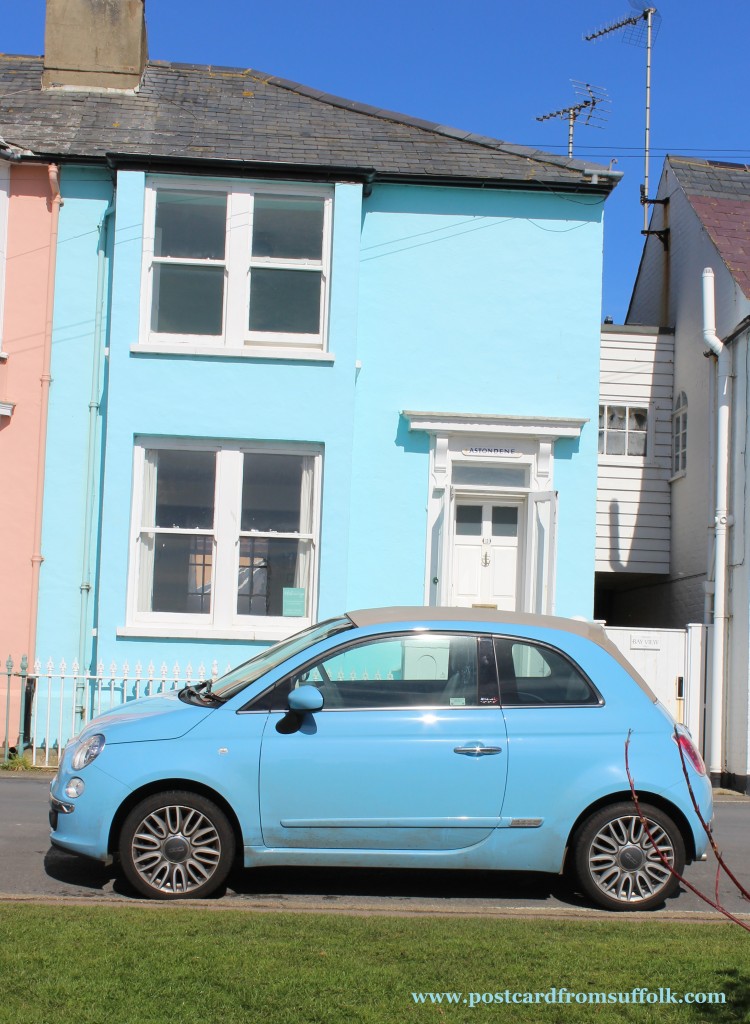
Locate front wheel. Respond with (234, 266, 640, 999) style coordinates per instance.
(119, 790, 235, 899)
(573, 801, 685, 911)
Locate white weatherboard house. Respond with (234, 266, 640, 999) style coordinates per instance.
(622, 156, 750, 793)
(596, 323, 675, 594)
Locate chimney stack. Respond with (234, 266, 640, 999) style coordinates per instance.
(43, 0, 148, 91)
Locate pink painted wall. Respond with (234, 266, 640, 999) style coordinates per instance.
(0, 164, 52, 749)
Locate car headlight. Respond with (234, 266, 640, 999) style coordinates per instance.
(71, 733, 106, 770)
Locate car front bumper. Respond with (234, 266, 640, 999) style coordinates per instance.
(49, 762, 128, 863)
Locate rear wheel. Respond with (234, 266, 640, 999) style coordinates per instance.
(119, 790, 235, 900)
(573, 801, 684, 911)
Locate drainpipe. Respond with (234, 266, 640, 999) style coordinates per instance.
(702, 267, 732, 781)
(75, 192, 115, 726)
(27, 165, 63, 666)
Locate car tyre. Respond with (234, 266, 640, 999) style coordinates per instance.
(573, 801, 685, 911)
(119, 790, 235, 900)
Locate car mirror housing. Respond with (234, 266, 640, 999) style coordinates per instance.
(288, 685, 324, 713)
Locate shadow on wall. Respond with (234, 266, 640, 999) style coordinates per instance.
(394, 414, 430, 455)
(597, 497, 705, 628)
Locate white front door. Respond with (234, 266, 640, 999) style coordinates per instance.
(451, 501, 522, 610)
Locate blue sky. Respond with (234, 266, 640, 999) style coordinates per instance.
(4, 0, 748, 321)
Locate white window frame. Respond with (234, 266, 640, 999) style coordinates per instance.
(598, 403, 652, 463)
(122, 438, 323, 641)
(138, 177, 334, 358)
(671, 391, 688, 479)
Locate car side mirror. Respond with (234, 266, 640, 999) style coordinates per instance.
(288, 685, 324, 713)
(277, 685, 324, 735)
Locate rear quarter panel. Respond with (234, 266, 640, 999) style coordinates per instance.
(493, 628, 707, 872)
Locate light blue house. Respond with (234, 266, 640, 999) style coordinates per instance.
(0, 2, 620, 698)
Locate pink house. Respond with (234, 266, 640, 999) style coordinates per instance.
(0, 157, 59, 751)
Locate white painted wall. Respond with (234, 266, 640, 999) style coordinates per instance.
(597, 326, 673, 573)
(628, 159, 750, 789)
(629, 163, 750, 624)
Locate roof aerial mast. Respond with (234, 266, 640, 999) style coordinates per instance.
(585, 1, 661, 233)
(536, 81, 611, 159)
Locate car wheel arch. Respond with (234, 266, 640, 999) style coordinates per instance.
(108, 778, 243, 860)
(563, 790, 697, 870)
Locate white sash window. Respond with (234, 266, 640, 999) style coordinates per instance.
(140, 179, 333, 355)
(126, 440, 322, 639)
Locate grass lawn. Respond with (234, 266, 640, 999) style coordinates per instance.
(0, 905, 748, 1024)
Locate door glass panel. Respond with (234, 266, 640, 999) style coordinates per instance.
(280, 634, 484, 709)
(455, 505, 482, 536)
(492, 507, 518, 537)
(252, 196, 324, 260)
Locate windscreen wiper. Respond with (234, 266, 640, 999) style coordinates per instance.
(178, 680, 224, 705)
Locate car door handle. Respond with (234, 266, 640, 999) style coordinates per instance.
(453, 745, 503, 756)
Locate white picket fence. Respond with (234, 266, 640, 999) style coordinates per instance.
(7, 657, 233, 767)
(6, 624, 707, 767)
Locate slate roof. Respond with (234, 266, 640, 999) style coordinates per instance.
(0, 54, 620, 193)
(670, 156, 750, 299)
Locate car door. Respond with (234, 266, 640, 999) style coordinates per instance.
(256, 632, 508, 852)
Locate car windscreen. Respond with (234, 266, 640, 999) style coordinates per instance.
(211, 616, 353, 700)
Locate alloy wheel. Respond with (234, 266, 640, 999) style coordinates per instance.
(587, 812, 675, 904)
(130, 803, 223, 895)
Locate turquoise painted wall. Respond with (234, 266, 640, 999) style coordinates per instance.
(349, 184, 604, 615)
(36, 170, 606, 681)
(36, 166, 113, 666)
(90, 173, 363, 670)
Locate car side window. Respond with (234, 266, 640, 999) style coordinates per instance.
(245, 633, 500, 710)
(494, 637, 599, 706)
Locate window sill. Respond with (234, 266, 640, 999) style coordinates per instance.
(669, 470, 687, 483)
(131, 343, 335, 364)
(117, 622, 310, 642)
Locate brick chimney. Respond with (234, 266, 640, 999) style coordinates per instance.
(43, 0, 148, 91)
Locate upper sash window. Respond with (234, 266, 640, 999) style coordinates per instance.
(142, 180, 333, 352)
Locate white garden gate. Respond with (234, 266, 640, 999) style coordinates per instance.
(604, 624, 707, 747)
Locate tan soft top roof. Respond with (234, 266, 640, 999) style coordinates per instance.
(348, 606, 600, 637)
(345, 607, 657, 702)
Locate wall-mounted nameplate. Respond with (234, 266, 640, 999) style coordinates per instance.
(630, 634, 661, 651)
(461, 447, 522, 458)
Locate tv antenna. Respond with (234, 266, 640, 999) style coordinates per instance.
(536, 81, 611, 159)
(585, 2, 661, 232)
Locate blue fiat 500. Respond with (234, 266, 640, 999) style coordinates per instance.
(49, 608, 712, 910)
